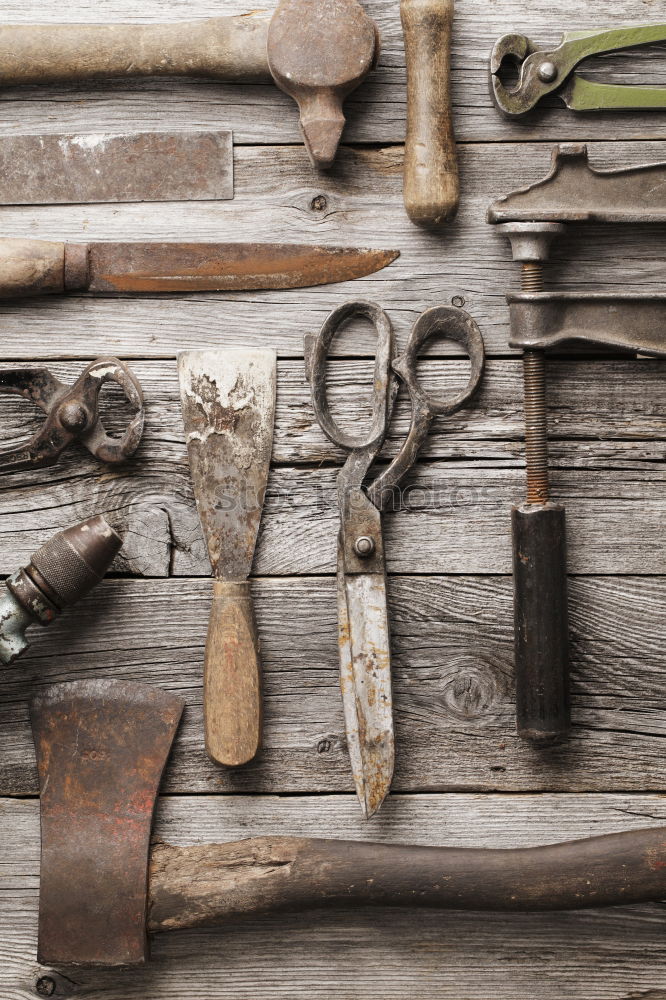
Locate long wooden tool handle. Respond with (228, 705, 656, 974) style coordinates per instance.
(149, 827, 666, 930)
(204, 580, 262, 767)
(0, 17, 271, 87)
(401, 0, 459, 226)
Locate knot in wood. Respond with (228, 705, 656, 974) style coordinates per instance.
(438, 656, 501, 722)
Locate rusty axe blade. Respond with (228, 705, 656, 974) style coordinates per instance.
(178, 350, 276, 768)
(31, 679, 184, 968)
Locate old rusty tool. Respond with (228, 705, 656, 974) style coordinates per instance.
(491, 23, 666, 118)
(305, 302, 485, 818)
(401, 0, 459, 226)
(0, 358, 144, 473)
(178, 350, 276, 768)
(0, 516, 122, 665)
(0, 131, 233, 204)
(0, 0, 379, 170)
(0, 240, 399, 299)
(487, 144, 666, 744)
(31, 678, 666, 968)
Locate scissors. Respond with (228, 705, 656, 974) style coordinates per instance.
(0, 357, 145, 473)
(305, 300, 485, 818)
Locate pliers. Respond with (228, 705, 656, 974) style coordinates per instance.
(491, 24, 666, 118)
(0, 357, 145, 473)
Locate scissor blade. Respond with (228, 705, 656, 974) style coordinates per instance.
(87, 243, 399, 293)
(337, 547, 394, 820)
(564, 76, 666, 112)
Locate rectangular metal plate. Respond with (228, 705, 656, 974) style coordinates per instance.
(0, 130, 233, 204)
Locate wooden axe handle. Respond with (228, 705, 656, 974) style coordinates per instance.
(0, 16, 271, 86)
(401, 0, 459, 226)
(204, 580, 262, 767)
(149, 827, 666, 930)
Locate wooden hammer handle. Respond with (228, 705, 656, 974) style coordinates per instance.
(401, 0, 459, 226)
(204, 580, 262, 767)
(0, 17, 271, 86)
(149, 827, 666, 930)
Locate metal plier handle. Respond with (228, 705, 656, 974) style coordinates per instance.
(491, 24, 666, 118)
(0, 357, 145, 473)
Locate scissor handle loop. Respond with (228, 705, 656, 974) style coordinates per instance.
(368, 306, 485, 508)
(308, 300, 395, 453)
(76, 358, 145, 463)
(395, 306, 485, 417)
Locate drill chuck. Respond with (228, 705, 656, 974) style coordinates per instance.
(0, 515, 122, 664)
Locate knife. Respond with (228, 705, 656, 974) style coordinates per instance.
(0, 239, 399, 297)
(178, 349, 277, 767)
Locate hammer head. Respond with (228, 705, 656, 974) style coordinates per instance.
(267, 0, 379, 169)
(31, 680, 184, 967)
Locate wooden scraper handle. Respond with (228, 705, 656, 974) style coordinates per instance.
(205, 580, 262, 767)
(401, 0, 459, 226)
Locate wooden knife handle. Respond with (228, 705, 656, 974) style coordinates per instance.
(204, 580, 262, 767)
(0, 18, 271, 86)
(401, 0, 459, 226)
(0, 239, 92, 298)
(149, 827, 666, 930)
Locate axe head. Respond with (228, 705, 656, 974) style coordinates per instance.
(31, 679, 184, 967)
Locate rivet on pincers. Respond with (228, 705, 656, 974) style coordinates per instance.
(537, 62, 558, 83)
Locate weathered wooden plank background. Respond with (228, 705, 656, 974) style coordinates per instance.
(0, 0, 664, 997)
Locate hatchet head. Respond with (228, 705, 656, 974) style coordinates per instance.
(31, 679, 184, 968)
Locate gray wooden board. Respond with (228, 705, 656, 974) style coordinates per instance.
(0, 575, 664, 796)
(0, 0, 664, 997)
(0, 142, 665, 358)
(1, 795, 665, 999)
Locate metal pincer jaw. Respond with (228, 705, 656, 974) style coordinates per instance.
(0, 357, 145, 473)
(490, 33, 535, 117)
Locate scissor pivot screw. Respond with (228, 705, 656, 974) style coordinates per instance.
(537, 62, 558, 83)
(354, 536, 375, 558)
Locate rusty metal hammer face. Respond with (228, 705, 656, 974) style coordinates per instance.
(0, 0, 378, 170)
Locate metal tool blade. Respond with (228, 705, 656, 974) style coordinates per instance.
(178, 350, 276, 580)
(0, 130, 233, 204)
(88, 243, 399, 293)
(31, 679, 184, 968)
(337, 541, 394, 819)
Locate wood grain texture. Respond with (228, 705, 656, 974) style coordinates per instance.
(0, 358, 662, 578)
(1, 795, 665, 999)
(0, 0, 662, 147)
(0, 142, 663, 358)
(402, 0, 458, 226)
(0, 0, 663, 995)
(0, 574, 663, 796)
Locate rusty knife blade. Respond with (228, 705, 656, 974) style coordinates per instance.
(337, 540, 394, 820)
(178, 350, 276, 579)
(86, 243, 399, 293)
(31, 679, 184, 968)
